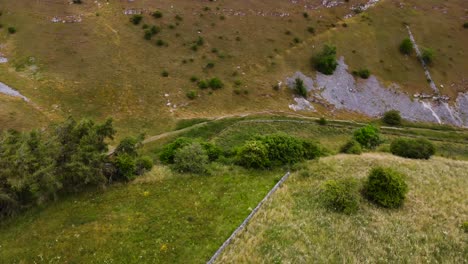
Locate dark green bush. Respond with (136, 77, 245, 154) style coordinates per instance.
(150, 25, 160, 35)
(462, 222, 468, 233)
(382, 110, 402, 126)
(399, 38, 413, 55)
(7, 27, 16, 34)
(314, 44, 338, 75)
(144, 30, 153, 40)
(114, 153, 137, 181)
(236, 140, 270, 169)
(136, 156, 153, 174)
(340, 140, 362, 154)
(390, 138, 435, 159)
(421, 48, 435, 65)
(173, 143, 208, 174)
(364, 167, 408, 208)
(302, 140, 323, 160)
(161, 70, 169, 77)
(317, 117, 328, 125)
(464, 22, 468, 29)
(260, 134, 307, 166)
(156, 39, 165, 46)
(159, 137, 193, 164)
(294, 78, 307, 97)
(353, 124, 381, 149)
(208, 78, 224, 89)
(307, 26, 315, 34)
(320, 178, 360, 214)
(353, 69, 370, 79)
(198, 80, 208, 89)
(152, 11, 163, 19)
(201, 142, 222, 161)
(130, 15, 143, 25)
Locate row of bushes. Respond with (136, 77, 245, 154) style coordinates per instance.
(321, 166, 409, 214)
(0, 118, 153, 218)
(159, 134, 324, 173)
(340, 123, 435, 160)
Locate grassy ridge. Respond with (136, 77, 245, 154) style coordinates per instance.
(217, 154, 468, 263)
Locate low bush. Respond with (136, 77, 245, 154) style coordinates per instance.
(353, 69, 370, 79)
(464, 22, 468, 29)
(152, 11, 163, 19)
(320, 178, 360, 214)
(236, 140, 270, 169)
(364, 167, 408, 208)
(7, 27, 16, 34)
(313, 44, 338, 75)
(340, 140, 362, 154)
(462, 222, 468, 233)
(399, 38, 413, 55)
(353, 124, 381, 149)
(302, 140, 323, 160)
(307, 26, 315, 34)
(317, 117, 328, 125)
(136, 156, 153, 174)
(294, 78, 307, 97)
(201, 142, 222, 161)
(390, 138, 435, 159)
(186, 90, 197, 100)
(382, 110, 402, 126)
(173, 143, 208, 174)
(130, 15, 143, 25)
(198, 80, 208, 89)
(421, 48, 435, 65)
(114, 153, 137, 181)
(159, 137, 193, 164)
(161, 70, 169, 77)
(208, 78, 223, 89)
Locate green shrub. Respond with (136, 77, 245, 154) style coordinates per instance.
(114, 153, 137, 181)
(390, 138, 435, 159)
(208, 78, 224, 89)
(259, 134, 307, 166)
(302, 140, 322, 160)
(7, 27, 16, 34)
(144, 30, 153, 40)
(115, 136, 143, 157)
(421, 48, 435, 65)
(150, 25, 160, 35)
(196, 36, 204, 46)
(72, 0, 82, 3)
(320, 178, 360, 214)
(161, 70, 169, 77)
(236, 140, 270, 169)
(159, 137, 193, 164)
(198, 80, 208, 89)
(206, 62, 215, 69)
(173, 143, 208, 174)
(307, 26, 315, 34)
(136, 156, 153, 175)
(340, 140, 362, 154)
(382, 110, 402, 126)
(462, 222, 468, 233)
(314, 44, 338, 75)
(317, 117, 328, 125)
(399, 38, 413, 55)
(364, 167, 408, 208)
(152, 11, 163, 19)
(353, 69, 370, 79)
(353, 124, 381, 149)
(464, 22, 468, 29)
(186, 90, 197, 100)
(294, 78, 307, 97)
(190, 76, 199, 82)
(201, 142, 222, 161)
(156, 39, 165, 46)
(130, 15, 143, 25)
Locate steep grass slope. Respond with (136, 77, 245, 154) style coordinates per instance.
(217, 153, 468, 263)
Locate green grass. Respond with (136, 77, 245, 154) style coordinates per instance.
(0, 164, 283, 263)
(217, 153, 468, 263)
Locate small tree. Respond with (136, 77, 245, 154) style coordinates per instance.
(399, 38, 413, 55)
(382, 110, 402, 126)
(294, 78, 307, 97)
(421, 48, 435, 65)
(364, 167, 408, 208)
(353, 124, 381, 149)
(173, 143, 209, 174)
(314, 45, 338, 75)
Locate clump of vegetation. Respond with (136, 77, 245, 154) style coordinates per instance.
(462, 222, 468, 233)
(353, 69, 370, 79)
(161, 70, 169, 77)
(317, 117, 328, 125)
(307, 26, 315, 34)
(363, 167, 408, 208)
(7, 27, 16, 34)
(173, 143, 209, 174)
(0, 118, 151, 218)
(236, 134, 322, 169)
(464, 22, 468, 29)
(390, 138, 435, 159)
(320, 178, 360, 214)
(186, 90, 197, 100)
(421, 48, 435, 65)
(152, 11, 163, 19)
(340, 140, 362, 155)
(156, 39, 166, 47)
(399, 38, 413, 55)
(196, 36, 204, 46)
(382, 110, 402, 126)
(205, 62, 215, 69)
(208, 78, 224, 89)
(130, 15, 143, 25)
(353, 124, 381, 149)
(294, 78, 307, 97)
(314, 45, 338, 75)
(72, 0, 82, 4)
(112, 135, 153, 181)
(198, 80, 208, 89)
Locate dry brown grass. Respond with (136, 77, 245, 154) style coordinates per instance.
(217, 153, 468, 263)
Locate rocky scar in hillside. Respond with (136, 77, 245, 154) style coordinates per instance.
(287, 57, 468, 127)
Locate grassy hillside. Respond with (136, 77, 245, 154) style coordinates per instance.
(217, 153, 468, 263)
(0, 0, 466, 135)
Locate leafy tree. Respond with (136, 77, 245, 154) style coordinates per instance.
(399, 38, 413, 55)
(294, 78, 307, 97)
(152, 11, 163, 19)
(390, 138, 435, 159)
(314, 45, 338, 75)
(353, 124, 381, 149)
